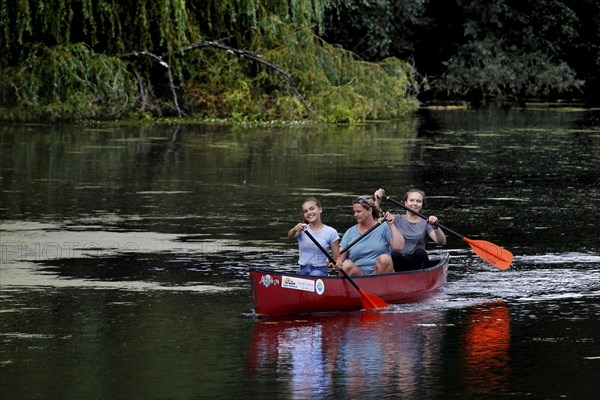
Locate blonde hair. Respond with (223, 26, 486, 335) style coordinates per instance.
(352, 196, 381, 219)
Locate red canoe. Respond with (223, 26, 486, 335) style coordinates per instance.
(249, 252, 449, 316)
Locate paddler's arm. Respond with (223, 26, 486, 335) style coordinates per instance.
(287, 223, 306, 239)
(374, 188, 385, 209)
(330, 240, 340, 260)
(385, 211, 404, 251)
(332, 247, 348, 269)
(427, 215, 447, 245)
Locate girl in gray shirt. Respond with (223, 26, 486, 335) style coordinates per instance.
(374, 188, 446, 270)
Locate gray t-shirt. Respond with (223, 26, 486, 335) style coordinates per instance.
(394, 215, 433, 255)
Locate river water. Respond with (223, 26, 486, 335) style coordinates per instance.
(1, 105, 599, 399)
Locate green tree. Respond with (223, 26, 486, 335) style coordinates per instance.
(0, 0, 419, 121)
(321, 0, 599, 102)
(435, 0, 584, 99)
(560, 0, 600, 103)
(322, 0, 429, 61)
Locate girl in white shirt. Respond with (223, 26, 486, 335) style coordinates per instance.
(288, 197, 340, 276)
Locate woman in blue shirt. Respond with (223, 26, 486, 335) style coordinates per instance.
(288, 197, 340, 276)
(336, 197, 404, 276)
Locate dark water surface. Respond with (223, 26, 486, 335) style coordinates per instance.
(1, 106, 599, 399)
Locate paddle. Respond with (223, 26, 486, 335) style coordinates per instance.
(339, 218, 384, 254)
(384, 196, 513, 270)
(302, 225, 388, 310)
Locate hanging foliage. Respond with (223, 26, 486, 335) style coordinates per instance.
(1, 43, 140, 121)
(247, 22, 418, 121)
(0, 0, 419, 121)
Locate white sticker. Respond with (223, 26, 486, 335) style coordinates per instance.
(315, 279, 325, 295)
(281, 276, 315, 292)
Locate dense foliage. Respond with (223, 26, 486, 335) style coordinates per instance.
(323, 0, 600, 102)
(0, 0, 417, 121)
(1, 0, 598, 122)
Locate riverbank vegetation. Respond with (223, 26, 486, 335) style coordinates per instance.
(1, 0, 598, 122)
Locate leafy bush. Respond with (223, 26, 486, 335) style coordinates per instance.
(439, 38, 584, 99)
(1, 43, 140, 121)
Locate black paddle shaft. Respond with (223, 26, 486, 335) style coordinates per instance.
(302, 219, 384, 262)
(384, 196, 464, 239)
(302, 228, 363, 292)
(302, 228, 336, 264)
(339, 219, 384, 255)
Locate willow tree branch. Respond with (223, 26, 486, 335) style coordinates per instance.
(122, 50, 184, 117)
(128, 65, 148, 110)
(182, 41, 312, 113)
(123, 41, 312, 117)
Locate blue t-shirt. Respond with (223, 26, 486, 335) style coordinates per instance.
(297, 225, 339, 267)
(340, 224, 391, 275)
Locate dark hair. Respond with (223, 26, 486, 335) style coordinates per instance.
(301, 197, 322, 210)
(402, 189, 426, 208)
(352, 196, 380, 219)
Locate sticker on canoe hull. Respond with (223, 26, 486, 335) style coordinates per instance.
(282, 276, 315, 292)
(260, 274, 274, 288)
(315, 279, 325, 295)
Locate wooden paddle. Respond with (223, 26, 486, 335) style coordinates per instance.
(385, 196, 513, 270)
(302, 226, 388, 310)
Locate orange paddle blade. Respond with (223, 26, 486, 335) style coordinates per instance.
(463, 237, 513, 270)
(359, 289, 388, 310)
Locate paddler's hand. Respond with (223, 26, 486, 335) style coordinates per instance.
(427, 216, 439, 226)
(374, 188, 385, 200)
(295, 223, 307, 232)
(331, 258, 343, 270)
(384, 211, 395, 225)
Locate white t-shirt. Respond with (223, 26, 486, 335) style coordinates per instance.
(297, 225, 339, 266)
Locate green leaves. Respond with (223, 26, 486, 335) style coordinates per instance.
(1, 43, 139, 120)
(437, 0, 586, 99)
(0, 0, 413, 121)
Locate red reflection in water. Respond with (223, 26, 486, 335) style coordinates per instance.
(247, 310, 446, 398)
(461, 301, 511, 394)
